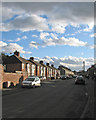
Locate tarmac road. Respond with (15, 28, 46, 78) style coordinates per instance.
(2, 78, 94, 118)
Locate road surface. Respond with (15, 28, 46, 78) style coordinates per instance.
(2, 78, 94, 118)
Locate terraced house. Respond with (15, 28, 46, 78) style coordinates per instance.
(3, 51, 36, 76)
(1, 51, 60, 89)
(29, 57, 44, 77)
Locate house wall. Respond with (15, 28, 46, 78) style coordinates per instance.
(31, 64, 36, 76)
(2, 72, 28, 89)
(43, 67, 46, 77)
(36, 66, 40, 77)
(6, 63, 22, 72)
(0, 65, 28, 89)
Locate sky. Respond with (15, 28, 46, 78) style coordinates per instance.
(0, 2, 95, 71)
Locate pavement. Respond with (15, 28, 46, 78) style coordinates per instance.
(1, 78, 95, 119)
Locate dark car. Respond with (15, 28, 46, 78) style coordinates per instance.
(75, 76, 85, 85)
(62, 75, 67, 80)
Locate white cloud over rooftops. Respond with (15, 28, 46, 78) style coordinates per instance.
(30, 36, 87, 48)
(0, 41, 32, 54)
(29, 41, 39, 49)
(34, 56, 94, 71)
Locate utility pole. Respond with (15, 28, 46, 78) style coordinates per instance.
(83, 61, 85, 71)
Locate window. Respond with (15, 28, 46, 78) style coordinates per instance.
(22, 63, 24, 69)
(27, 64, 30, 73)
(44, 67, 45, 76)
(40, 67, 43, 76)
(38, 66, 39, 71)
(32, 65, 35, 75)
(51, 69, 52, 77)
(4, 65, 6, 71)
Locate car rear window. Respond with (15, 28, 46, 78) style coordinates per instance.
(77, 77, 83, 80)
(25, 78, 35, 81)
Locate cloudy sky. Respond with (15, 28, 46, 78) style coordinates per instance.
(1, 2, 95, 71)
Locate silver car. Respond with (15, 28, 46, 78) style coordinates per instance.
(22, 76, 41, 88)
(75, 76, 85, 85)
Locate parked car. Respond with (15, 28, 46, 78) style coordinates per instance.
(22, 76, 41, 88)
(69, 76, 73, 79)
(75, 76, 85, 85)
(62, 75, 68, 80)
(73, 75, 78, 78)
(39, 76, 46, 81)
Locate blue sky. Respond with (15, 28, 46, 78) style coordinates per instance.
(1, 2, 95, 71)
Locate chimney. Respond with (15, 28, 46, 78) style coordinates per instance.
(46, 63, 49, 66)
(14, 50, 20, 56)
(30, 57, 34, 61)
(51, 64, 54, 67)
(40, 61, 43, 64)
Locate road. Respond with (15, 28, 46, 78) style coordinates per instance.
(2, 78, 94, 118)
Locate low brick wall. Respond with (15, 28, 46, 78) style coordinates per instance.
(4, 72, 27, 83)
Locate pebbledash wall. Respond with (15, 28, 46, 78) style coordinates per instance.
(0, 64, 28, 89)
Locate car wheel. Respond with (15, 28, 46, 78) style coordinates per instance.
(83, 83, 85, 85)
(22, 86, 24, 88)
(33, 84, 35, 88)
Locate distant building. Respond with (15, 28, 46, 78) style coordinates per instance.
(58, 65, 74, 76)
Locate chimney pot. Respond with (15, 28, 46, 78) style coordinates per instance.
(51, 64, 54, 67)
(14, 50, 20, 56)
(46, 63, 49, 66)
(30, 57, 34, 61)
(40, 61, 43, 64)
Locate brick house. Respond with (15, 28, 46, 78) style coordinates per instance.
(51, 64, 56, 79)
(46, 63, 53, 79)
(29, 57, 44, 77)
(39, 61, 46, 77)
(58, 65, 74, 76)
(3, 51, 36, 76)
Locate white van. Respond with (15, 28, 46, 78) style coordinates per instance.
(22, 76, 41, 88)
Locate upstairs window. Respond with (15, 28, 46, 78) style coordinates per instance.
(22, 63, 24, 69)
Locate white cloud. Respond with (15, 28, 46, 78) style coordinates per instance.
(51, 23, 66, 33)
(40, 32, 49, 39)
(0, 41, 7, 47)
(8, 40, 14, 42)
(0, 41, 32, 54)
(7, 36, 27, 43)
(2, 3, 94, 33)
(1, 14, 49, 32)
(83, 26, 93, 32)
(90, 44, 96, 49)
(22, 36, 27, 39)
(2, 6, 24, 22)
(15, 37, 21, 42)
(32, 35, 38, 38)
(34, 56, 94, 71)
(29, 35, 87, 48)
(42, 37, 87, 47)
(29, 41, 39, 49)
(90, 33, 96, 38)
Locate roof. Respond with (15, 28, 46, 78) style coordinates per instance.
(59, 65, 71, 71)
(39, 63, 49, 68)
(29, 59, 43, 67)
(16, 55, 32, 64)
(4, 55, 32, 64)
